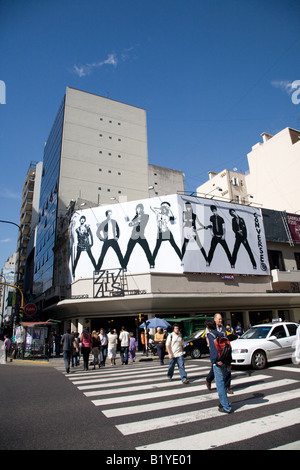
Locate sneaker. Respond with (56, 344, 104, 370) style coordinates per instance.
(167, 378, 172, 381)
(183, 379, 189, 384)
(226, 388, 233, 394)
(218, 405, 233, 414)
(206, 380, 211, 390)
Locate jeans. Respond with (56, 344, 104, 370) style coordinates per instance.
(63, 350, 72, 372)
(207, 364, 231, 389)
(167, 355, 187, 382)
(120, 346, 129, 364)
(101, 346, 107, 366)
(213, 363, 232, 412)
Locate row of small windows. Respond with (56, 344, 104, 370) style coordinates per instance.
(98, 187, 122, 194)
(99, 169, 121, 175)
(99, 150, 122, 158)
(99, 134, 122, 141)
(99, 118, 121, 125)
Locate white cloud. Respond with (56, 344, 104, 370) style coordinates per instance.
(0, 238, 11, 243)
(73, 53, 118, 77)
(2, 188, 21, 200)
(271, 80, 295, 95)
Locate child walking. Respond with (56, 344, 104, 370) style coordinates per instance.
(129, 332, 137, 363)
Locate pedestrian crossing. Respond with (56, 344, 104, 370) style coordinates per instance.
(56, 359, 300, 450)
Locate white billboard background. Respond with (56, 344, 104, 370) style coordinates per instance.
(69, 194, 269, 281)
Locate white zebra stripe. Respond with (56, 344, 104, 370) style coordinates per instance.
(136, 408, 300, 450)
(102, 378, 298, 417)
(90, 373, 269, 405)
(117, 388, 300, 435)
(271, 440, 300, 450)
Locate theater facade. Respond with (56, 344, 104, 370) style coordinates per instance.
(45, 194, 300, 333)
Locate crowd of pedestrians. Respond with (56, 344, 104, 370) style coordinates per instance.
(60, 315, 236, 414)
(60, 325, 140, 373)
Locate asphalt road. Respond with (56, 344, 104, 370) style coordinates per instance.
(1, 355, 299, 453)
(0, 361, 122, 450)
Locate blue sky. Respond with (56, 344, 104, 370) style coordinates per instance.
(1, 0, 300, 269)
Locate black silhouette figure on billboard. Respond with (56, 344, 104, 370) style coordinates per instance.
(72, 215, 97, 276)
(96, 210, 124, 270)
(206, 205, 232, 267)
(181, 202, 208, 262)
(229, 209, 257, 269)
(151, 201, 182, 264)
(123, 203, 154, 270)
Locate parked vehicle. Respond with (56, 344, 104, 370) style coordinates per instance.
(183, 330, 209, 359)
(231, 321, 299, 370)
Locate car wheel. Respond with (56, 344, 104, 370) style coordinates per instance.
(251, 350, 267, 370)
(191, 348, 201, 359)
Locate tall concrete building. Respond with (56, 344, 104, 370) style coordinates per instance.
(15, 161, 43, 292)
(33, 88, 185, 299)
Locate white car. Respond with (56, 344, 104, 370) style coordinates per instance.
(231, 321, 299, 370)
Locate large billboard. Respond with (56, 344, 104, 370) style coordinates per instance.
(286, 213, 300, 244)
(69, 194, 269, 280)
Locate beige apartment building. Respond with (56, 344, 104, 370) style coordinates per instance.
(196, 127, 300, 213)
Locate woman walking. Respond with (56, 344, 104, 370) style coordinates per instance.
(80, 328, 92, 371)
(107, 329, 118, 365)
(91, 330, 101, 369)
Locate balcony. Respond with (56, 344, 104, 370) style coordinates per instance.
(271, 269, 300, 293)
(271, 269, 300, 283)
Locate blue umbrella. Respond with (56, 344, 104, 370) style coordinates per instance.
(140, 317, 171, 329)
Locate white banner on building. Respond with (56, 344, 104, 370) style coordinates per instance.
(69, 194, 269, 280)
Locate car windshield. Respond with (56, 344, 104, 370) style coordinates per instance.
(241, 326, 272, 339)
(185, 330, 204, 341)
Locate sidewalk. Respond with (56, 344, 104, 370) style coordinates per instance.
(8, 350, 159, 367)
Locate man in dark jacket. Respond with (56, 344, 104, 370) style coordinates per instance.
(206, 320, 233, 413)
(61, 329, 78, 374)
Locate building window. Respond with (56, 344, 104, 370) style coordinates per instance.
(295, 253, 300, 270)
(268, 250, 285, 271)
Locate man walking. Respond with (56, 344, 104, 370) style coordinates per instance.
(206, 313, 232, 394)
(166, 324, 189, 384)
(61, 329, 78, 373)
(119, 326, 130, 365)
(206, 319, 233, 414)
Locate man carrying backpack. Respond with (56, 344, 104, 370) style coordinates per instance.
(206, 319, 233, 414)
(206, 313, 233, 394)
(166, 324, 189, 384)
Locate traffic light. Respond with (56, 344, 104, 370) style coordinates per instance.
(19, 306, 24, 319)
(139, 313, 144, 323)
